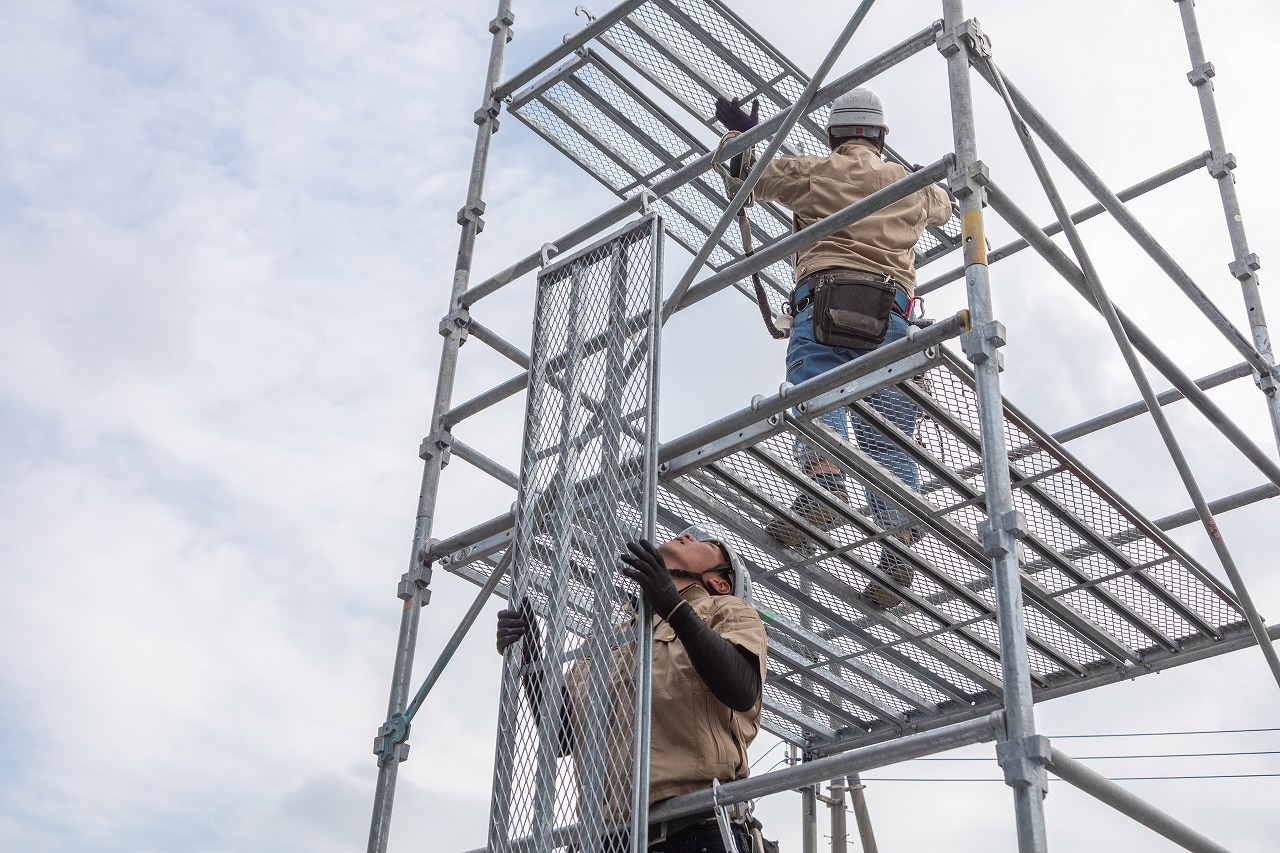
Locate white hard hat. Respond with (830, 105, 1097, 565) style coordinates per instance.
(679, 525, 753, 605)
(826, 87, 887, 134)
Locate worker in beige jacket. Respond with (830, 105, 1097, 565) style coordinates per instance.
(717, 88, 952, 609)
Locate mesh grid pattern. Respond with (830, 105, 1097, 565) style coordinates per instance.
(599, 0, 963, 262)
(511, 0, 965, 325)
(459, 343, 1245, 750)
(488, 216, 663, 853)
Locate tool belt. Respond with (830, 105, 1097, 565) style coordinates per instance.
(792, 268, 907, 350)
(648, 807, 749, 847)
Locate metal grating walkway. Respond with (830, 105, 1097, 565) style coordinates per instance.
(442, 343, 1247, 755)
(509, 0, 964, 314)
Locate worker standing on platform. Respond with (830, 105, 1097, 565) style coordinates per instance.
(496, 528, 767, 852)
(716, 88, 952, 610)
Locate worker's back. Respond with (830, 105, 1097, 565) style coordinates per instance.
(754, 139, 951, 293)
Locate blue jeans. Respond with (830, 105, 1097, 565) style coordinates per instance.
(786, 284, 920, 533)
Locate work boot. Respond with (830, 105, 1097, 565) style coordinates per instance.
(861, 546, 915, 610)
(765, 473, 849, 549)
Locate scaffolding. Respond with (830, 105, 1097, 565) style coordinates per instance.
(367, 2, 1280, 852)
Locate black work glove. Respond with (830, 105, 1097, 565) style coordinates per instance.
(715, 96, 760, 133)
(619, 539, 684, 619)
(496, 600, 538, 655)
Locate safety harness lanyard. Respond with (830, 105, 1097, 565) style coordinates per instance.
(711, 779, 741, 853)
(713, 132, 788, 340)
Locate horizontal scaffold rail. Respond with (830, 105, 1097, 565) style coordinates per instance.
(437, 332, 1253, 753)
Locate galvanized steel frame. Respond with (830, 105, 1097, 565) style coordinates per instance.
(368, 1, 1279, 852)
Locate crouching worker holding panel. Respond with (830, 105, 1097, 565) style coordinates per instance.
(496, 528, 768, 852)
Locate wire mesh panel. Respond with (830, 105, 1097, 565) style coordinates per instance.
(511, 49, 797, 313)
(488, 214, 664, 853)
(451, 339, 1248, 757)
(509, 0, 964, 319)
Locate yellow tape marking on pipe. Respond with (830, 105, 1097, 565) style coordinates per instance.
(962, 208, 988, 267)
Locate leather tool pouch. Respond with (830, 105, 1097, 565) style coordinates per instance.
(811, 272, 896, 350)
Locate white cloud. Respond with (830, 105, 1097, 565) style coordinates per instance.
(2, 0, 1278, 851)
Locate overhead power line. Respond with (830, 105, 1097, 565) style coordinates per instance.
(859, 774, 1280, 783)
(1049, 727, 1280, 738)
(917, 750, 1280, 761)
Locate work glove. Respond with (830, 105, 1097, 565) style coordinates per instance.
(715, 96, 760, 133)
(496, 600, 538, 655)
(619, 539, 684, 619)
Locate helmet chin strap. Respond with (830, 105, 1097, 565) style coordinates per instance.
(669, 564, 733, 583)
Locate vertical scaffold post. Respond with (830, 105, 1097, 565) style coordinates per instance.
(365, 3, 515, 852)
(827, 776, 848, 853)
(938, 3, 1049, 852)
(1174, 0, 1280, 454)
(800, 753, 819, 853)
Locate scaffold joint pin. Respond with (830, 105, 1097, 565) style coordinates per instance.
(419, 429, 454, 467)
(1229, 253, 1260, 280)
(996, 735, 1050, 798)
(960, 320, 1006, 369)
(977, 510, 1027, 559)
(373, 713, 412, 767)
(1187, 61, 1216, 87)
(1207, 152, 1237, 179)
(439, 307, 471, 342)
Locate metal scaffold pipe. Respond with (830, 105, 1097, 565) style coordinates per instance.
(661, 0, 881, 323)
(939, 4, 1048, 851)
(984, 181, 1280, 490)
(981, 48, 1280, 689)
(366, 2, 515, 852)
(1175, 0, 1280, 455)
(969, 61, 1280, 393)
(1046, 749, 1232, 853)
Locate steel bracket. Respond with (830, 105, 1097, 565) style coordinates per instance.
(660, 413, 783, 479)
(996, 734, 1051, 798)
(439, 307, 471, 343)
(1228, 253, 1261, 280)
(948, 160, 989, 201)
(457, 200, 486, 234)
(937, 18, 991, 61)
(960, 319, 1006, 370)
(420, 429, 454, 467)
(397, 566, 433, 607)
(474, 101, 502, 130)
(1207, 152, 1237, 179)
(1186, 61, 1216, 88)
(977, 509, 1027, 559)
(489, 11, 515, 41)
(373, 712, 412, 767)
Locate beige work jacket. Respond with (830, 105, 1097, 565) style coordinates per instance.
(647, 584, 767, 804)
(562, 583, 767, 817)
(753, 139, 953, 293)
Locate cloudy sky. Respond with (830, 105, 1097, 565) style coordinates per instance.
(2, 0, 1278, 851)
